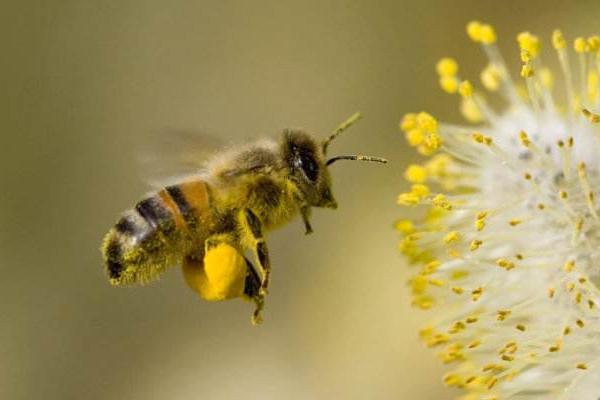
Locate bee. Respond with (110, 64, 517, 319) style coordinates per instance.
(101, 113, 386, 324)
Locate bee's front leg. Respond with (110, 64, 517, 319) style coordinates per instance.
(301, 206, 313, 235)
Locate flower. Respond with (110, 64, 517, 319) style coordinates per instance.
(397, 21, 600, 399)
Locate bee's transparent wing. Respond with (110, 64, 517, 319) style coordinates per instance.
(137, 129, 229, 188)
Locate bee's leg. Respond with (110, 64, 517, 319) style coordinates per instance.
(242, 257, 265, 325)
(301, 206, 313, 235)
(240, 209, 271, 287)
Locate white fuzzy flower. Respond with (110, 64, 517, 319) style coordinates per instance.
(397, 21, 600, 399)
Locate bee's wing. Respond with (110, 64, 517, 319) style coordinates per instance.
(137, 129, 229, 188)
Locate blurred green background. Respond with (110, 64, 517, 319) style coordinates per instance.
(2, 1, 600, 399)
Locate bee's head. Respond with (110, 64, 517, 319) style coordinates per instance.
(281, 129, 337, 208)
(281, 113, 386, 209)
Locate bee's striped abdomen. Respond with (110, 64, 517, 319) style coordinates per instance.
(102, 180, 212, 286)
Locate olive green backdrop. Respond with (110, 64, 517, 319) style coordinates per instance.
(2, 1, 599, 399)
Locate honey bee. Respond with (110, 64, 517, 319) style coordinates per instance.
(101, 113, 386, 324)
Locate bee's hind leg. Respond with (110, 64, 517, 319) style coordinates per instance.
(239, 208, 272, 324)
(242, 257, 265, 325)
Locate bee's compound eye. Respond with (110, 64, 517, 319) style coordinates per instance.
(299, 152, 319, 182)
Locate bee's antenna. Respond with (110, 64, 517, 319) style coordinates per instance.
(326, 154, 388, 166)
(322, 112, 362, 155)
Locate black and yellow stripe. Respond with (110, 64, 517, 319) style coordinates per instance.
(102, 180, 212, 285)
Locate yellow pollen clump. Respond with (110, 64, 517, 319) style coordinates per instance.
(574, 37, 589, 53)
(444, 231, 461, 244)
(472, 132, 493, 145)
(397, 184, 430, 206)
(436, 57, 458, 76)
(404, 164, 428, 183)
(564, 260, 575, 273)
(432, 194, 452, 210)
(582, 108, 600, 123)
(577, 363, 588, 370)
(588, 35, 600, 51)
(466, 21, 496, 44)
(521, 64, 534, 78)
(469, 239, 482, 251)
(517, 32, 541, 58)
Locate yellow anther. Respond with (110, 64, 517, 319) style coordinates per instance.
(400, 113, 418, 132)
(429, 278, 445, 287)
(497, 309, 511, 321)
(588, 300, 596, 309)
(519, 130, 531, 147)
(449, 321, 466, 334)
(405, 128, 425, 146)
(451, 286, 464, 295)
(466, 316, 478, 324)
(424, 131, 442, 151)
(439, 76, 459, 93)
(549, 342, 562, 352)
(470, 239, 483, 251)
(574, 37, 589, 53)
(516, 253, 524, 260)
(564, 326, 571, 335)
(458, 80, 474, 97)
(524, 172, 532, 180)
(436, 57, 458, 76)
(394, 219, 415, 234)
(475, 219, 486, 231)
(411, 184, 430, 197)
(588, 35, 600, 51)
(576, 319, 585, 328)
(559, 190, 568, 199)
(411, 275, 428, 295)
(540, 67, 554, 89)
(509, 219, 522, 226)
(548, 287, 555, 298)
(496, 258, 515, 271)
(468, 340, 481, 349)
(472, 132, 493, 145)
(487, 377, 498, 390)
(444, 231, 461, 244)
(427, 333, 449, 347)
(516, 324, 526, 332)
(517, 32, 541, 58)
(501, 355, 515, 362)
(479, 24, 497, 44)
(466, 21, 483, 42)
(481, 64, 502, 91)
(471, 287, 483, 301)
(476, 211, 488, 219)
(577, 363, 588, 370)
(417, 111, 438, 133)
(521, 64, 534, 78)
(552, 29, 566, 50)
(432, 193, 452, 210)
(404, 164, 428, 183)
(422, 260, 440, 274)
(564, 260, 575, 273)
(582, 108, 600, 123)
